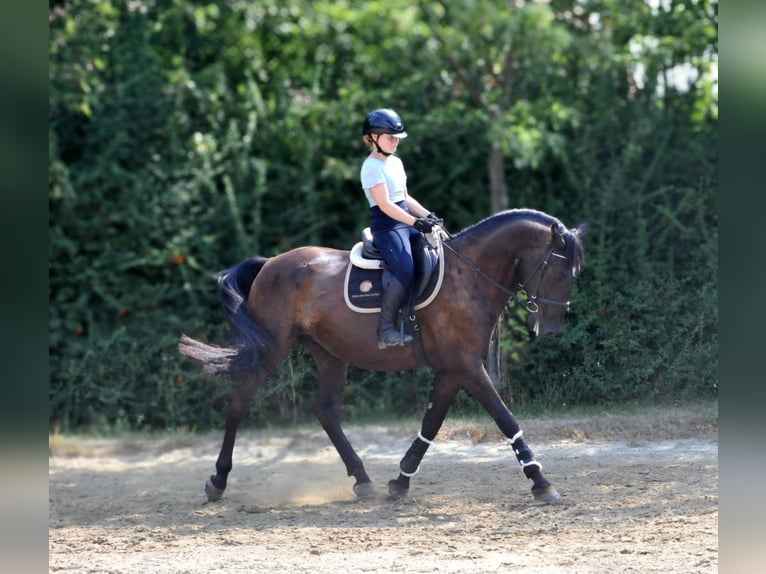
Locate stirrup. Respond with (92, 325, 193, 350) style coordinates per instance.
(377, 336, 412, 349)
(377, 330, 413, 349)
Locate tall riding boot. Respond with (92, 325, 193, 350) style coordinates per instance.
(377, 278, 413, 349)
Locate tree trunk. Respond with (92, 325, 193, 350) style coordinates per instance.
(486, 318, 503, 389)
(486, 141, 508, 389)
(488, 140, 509, 214)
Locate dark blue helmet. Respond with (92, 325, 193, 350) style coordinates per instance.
(362, 108, 408, 138)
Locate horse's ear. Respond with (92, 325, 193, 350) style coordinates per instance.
(551, 223, 566, 249)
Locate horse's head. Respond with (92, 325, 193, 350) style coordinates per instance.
(515, 222, 586, 337)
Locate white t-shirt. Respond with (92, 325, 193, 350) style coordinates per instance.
(360, 155, 407, 207)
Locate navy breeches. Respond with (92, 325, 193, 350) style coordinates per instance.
(372, 225, 419, 289)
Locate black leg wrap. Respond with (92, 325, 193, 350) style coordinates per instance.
(399, 437, 431, 476)
(512, 438, 535, 465)
(509, 435, 542, 477)
(507, 430, 559, 501)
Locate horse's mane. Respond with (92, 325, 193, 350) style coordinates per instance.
(450, 208, 584, 268)
(451, 208, 562, 239)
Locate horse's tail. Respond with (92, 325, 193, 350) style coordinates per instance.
(178, 256, 270, 377)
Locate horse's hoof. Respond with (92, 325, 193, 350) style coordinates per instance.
(205, 478, 225, 502)
(532, 485, 561, 503)
(353, 482, 377, 500)
(387, 479, 409, 500)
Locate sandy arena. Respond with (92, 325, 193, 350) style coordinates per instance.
(49, 412, 718, 573)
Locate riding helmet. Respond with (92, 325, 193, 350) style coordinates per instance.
(362, 108, 408, 138)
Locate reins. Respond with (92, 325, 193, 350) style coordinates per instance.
(435, 225, 571, 314)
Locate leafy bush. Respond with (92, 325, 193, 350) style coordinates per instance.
(49, 0, 717, 432)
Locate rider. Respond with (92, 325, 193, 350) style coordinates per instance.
(360, 108, 442, 349)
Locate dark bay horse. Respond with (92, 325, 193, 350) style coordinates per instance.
(179, 208, 586, 503)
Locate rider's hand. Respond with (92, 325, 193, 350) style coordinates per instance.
(413, 217, 434, 233)
(425, 212, 443, 226)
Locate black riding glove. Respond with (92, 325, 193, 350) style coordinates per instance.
(425, 212, 444, 226)
(413, 217, 434, 233)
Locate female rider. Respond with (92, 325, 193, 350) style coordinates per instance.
(360, 108, 441, 349)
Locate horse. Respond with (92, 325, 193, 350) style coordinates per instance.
(179, 208, 586, 504)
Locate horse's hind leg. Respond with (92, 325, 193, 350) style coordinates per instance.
(207, 337, 292, 502)
(205, 373, 263, 502)
(304, 340, 374, 499)
(388, 371, 461, 499)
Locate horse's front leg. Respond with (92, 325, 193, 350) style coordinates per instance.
(464, 363, 561, 503)
(388, 372, 460, 499)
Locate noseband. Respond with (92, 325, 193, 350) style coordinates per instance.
(442, 237, 571, 315)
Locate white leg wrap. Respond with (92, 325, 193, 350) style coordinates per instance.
(417, 432, 434, 445)
(507, 429, 542, 471)
(520, 460, 543, 471)
(400, 465, 420, 477)
(507, 429, 524, 444)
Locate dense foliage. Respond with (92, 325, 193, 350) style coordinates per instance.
(49, 0, 718, 432)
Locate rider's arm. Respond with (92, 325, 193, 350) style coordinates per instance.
(403, 190, 431, 219)
(370, 183, 419, 226)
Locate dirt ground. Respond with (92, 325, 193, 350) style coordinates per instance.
(49, 406, 718, 574)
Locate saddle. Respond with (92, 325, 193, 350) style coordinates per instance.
(344, 227, 445, 314)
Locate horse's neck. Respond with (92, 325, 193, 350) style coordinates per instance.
(454, 220, 547, 289)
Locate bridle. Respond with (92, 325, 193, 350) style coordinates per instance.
(512, 245, 571, 313)
(438, 228, 571, 315)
